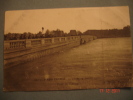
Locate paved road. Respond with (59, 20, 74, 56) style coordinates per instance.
(4, 37, 133, 91)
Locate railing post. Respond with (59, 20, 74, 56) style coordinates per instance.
(51, 38, 54, 43)
(26, 39, 31, 48)
(59, 37, 62, 42)
(41, 39, 45, 45)
(64, 37, 67, 41)
(4, 41, 10, 50)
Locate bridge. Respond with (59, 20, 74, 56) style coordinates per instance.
(4, 35, 97, 68)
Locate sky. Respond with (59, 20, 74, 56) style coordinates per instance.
(4, 6, 130, 34)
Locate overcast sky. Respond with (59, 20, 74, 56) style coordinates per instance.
(4, 6, 130, 34)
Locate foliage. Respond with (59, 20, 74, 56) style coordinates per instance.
(4, 26, 130, 40)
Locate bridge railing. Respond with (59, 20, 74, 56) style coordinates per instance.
(31, 39, 42, 46)
(4, 40, 26, 50)
(4, 36, 79, 50)
(4, 35, 96, 50)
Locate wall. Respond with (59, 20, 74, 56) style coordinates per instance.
(4, 35, 97, 68)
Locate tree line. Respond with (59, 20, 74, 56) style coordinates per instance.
(4, 29, 82, 40)
(4, 25, 130, 40)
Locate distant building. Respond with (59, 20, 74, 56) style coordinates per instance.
(69, 30, 77, 36)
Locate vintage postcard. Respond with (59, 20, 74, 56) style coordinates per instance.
(4, 6, 133, 91)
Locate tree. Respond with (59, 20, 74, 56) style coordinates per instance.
(45, 29, 50, 38)
(77, 31, 82, 35)
(42, 27, 44, 34)
(23, 32, 28, 39)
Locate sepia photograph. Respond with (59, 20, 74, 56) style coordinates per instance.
(3, 6, 133, 91)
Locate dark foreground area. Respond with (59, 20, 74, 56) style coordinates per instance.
(4, 37, 133, 91)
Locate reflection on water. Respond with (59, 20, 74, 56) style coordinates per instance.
(4, 37, 133, 91)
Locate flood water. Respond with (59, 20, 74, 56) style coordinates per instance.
(4, 37, 133, 91)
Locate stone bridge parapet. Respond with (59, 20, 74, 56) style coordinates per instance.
(4, 35, 97, 68)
